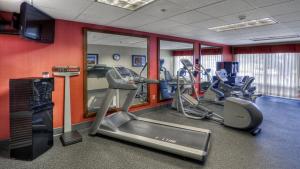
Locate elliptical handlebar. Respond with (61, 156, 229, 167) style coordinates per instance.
(200, 64, 212, 82)
(133, 77, 159, 84)
(137, 62, 159, 84)
(139, 62, 148, 77)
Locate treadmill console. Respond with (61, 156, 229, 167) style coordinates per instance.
(114, 66, 158, 84)
(115, 67, 139, 78)
(115, 67, 132, 77)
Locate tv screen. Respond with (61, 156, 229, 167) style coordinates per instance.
(20, 2, 55, 43)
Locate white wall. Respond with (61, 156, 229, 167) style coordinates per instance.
(87, 44, 148, 89)
(87, 44, 149, 109)
(88, 44, 147, 72)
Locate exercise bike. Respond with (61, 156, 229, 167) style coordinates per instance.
(214, 69, 262, 102)
(172, 59, 263, 135)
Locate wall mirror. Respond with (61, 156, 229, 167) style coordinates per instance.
(199, 44, 223, 92)
(158, 40, 194, 101)
(84, 30, 149, 117)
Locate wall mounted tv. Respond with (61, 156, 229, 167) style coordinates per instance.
(20, 2, 55, 43)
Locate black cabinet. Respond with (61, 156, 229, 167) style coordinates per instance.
(216, 61, 239, 77)
(9, 78, 54, 161)
(216, 62, 239, 85)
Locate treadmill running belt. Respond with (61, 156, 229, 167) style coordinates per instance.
(119, 120, 209, 150)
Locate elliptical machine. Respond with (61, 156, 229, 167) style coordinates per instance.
(159, 59, 177, 99)
(173, 59, 263, 135)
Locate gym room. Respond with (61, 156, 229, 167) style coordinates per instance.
(0, 0, 299, 169)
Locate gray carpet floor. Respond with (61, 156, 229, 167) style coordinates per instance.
(1, 96, 300, 169)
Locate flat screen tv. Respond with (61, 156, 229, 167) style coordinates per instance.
(20, 2, 55, 43)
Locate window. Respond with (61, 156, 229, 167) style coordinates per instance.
(174, 55, 194, 76)
(236, 53, 300, 98)
(200, 54, 222, 78)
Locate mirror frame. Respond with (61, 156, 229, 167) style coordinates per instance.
(200, 43, 224, 57)
(199, 43, 224, 94)
(83, 28, 151, 118)
(199, 43, 224, 68)
(157, 38, 195, 102)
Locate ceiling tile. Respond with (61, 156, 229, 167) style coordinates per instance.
(0, 0, 93, 20)
(273, 11, 300, 23)
(2, 0, 300, 46)
(244, 0, 293, 8)
(32, 7, 78, 20)
(136, 19, 181, 34)
(169, 11, 212, 24)
(189, 19, 226, 29)
(108, 13, 160, 29)
(236, 24, 292, 35)
(76, 2, 132, 25)
(219, 9, 271, 24)
(261, 1, 300, 16)
(197, 0, 254, 17)
(135, 0, 186, 19)
(167, 0, 227, 10)
(88, 32, 111, 42)
(92, 35, 130, 46)
(168, 24, 199, 35)
(284, 20, 300, 29)
(76, 15, 110, 26)
(121, 37, 147, 44)
(0, 0, 25, 12)
(34, 0, 92, 13)
(160, 40, 193, 50)
(34, 0, 93, 20)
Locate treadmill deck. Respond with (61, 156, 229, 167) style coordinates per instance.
(98, 112, 211, 161)
(119, 120, 209, 150)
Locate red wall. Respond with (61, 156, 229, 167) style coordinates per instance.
(222, 46, 233, 61)
(0, 20, 86, 140)
(0, 19, 228, 140)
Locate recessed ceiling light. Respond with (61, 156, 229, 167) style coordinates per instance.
(250, 35, 300, 41)
(95, 0, 156, 10)
(208, 18, 277, 32)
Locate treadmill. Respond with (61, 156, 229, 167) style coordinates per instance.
(89, 65, 211, 161)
